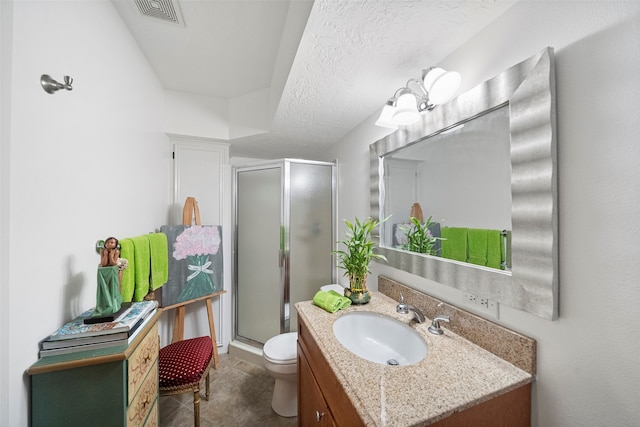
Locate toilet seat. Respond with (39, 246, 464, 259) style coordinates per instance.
(263, 332, 297, 364)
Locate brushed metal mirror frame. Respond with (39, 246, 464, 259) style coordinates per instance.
(370, 47, 558, 320)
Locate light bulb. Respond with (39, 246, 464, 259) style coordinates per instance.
(423, 68, 461, 105)
(391, 93, 420, 125)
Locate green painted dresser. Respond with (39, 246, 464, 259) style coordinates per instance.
(27, 311, 161, 427)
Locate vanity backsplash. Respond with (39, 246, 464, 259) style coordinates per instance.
(378, 275, 536, 375)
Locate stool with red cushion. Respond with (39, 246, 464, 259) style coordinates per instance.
(158, 336, 214, 427)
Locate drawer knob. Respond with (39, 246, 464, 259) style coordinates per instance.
(315, 410, 325, 422)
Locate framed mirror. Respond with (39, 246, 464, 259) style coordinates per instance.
(370, 47, 558, 320)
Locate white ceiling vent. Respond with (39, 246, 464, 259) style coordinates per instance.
(134, 0, 185, 27)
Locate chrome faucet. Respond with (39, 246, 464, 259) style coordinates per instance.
(428, 315, 450, 335)
(396, 292, 426, 323)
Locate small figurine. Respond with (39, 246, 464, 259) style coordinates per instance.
(100, 237, 120, 267)
(94, 236, 125, 319)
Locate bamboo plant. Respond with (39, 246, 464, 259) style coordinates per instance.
(334, 217, 387, 299)
(399, 216, 444, 256)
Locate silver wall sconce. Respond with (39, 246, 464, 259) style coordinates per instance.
(375, 67, 461, 129)
(40, 74, 73, 94)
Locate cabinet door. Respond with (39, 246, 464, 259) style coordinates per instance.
(172, 137, 229, 347)
(31, 361, 127, 427)
(173, 139, 228, 225)
(298, 345, 336, 427)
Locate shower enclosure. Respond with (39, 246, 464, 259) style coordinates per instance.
(234, 159, 336, 347)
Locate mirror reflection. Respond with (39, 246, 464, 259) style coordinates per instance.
(381, 106, 512, 271)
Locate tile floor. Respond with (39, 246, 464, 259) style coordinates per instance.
(159, 353, 298, 427)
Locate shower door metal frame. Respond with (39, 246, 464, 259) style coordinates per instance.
(233, 159, 337, 349)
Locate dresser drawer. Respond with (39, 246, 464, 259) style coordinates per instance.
(143, 399, 159, 427)
(28, 311, 161, 427)
(127, 360, 158, 427)
(128, 323, 159, 403)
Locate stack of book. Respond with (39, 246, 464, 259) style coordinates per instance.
(39, 300, 158, 358)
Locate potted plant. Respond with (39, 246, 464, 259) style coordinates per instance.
(334, 217, 387, 304)
(399, 216, 444, 256)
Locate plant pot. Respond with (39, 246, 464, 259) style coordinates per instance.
(344, 288, 371, 305)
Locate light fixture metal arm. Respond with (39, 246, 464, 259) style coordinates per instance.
(405, 78, 432, 112)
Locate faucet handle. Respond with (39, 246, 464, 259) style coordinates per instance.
(428, 315, 450, 335)
(396, 292, 410, 314)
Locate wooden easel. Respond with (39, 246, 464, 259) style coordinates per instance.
(161, 197, 224, 369)
(161, 291, 225, 369)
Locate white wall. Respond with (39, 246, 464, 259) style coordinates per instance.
(163, 89, 229, 139)
(1, 1, 171, 425)
(0, 0, 14, 423)
(330, 2, 640, 426)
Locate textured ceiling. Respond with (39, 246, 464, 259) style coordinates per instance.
(113, 0, 516, 159)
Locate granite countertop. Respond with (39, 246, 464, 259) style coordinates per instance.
(296, 292, 532, 426)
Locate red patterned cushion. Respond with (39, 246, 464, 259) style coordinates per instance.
(158, 336, 213, 389)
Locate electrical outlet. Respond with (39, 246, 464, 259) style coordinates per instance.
(462, 292, 499, 318)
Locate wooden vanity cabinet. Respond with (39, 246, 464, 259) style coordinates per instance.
(298, 314, 531, 426)
(297, 317, 365, 427)
(298, 346, 335, 427)
(429, 383, 531, 427)
(28, 312, 160, 427)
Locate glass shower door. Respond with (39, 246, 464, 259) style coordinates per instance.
(236, 166, 282, 344)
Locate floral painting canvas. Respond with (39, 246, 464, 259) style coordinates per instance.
(160, 225, 223, 307)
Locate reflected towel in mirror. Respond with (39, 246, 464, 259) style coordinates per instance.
(441, 227, 468, 262)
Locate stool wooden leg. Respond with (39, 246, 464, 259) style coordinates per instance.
(205, 371, 211, 401)
(193, 385, 201, 427)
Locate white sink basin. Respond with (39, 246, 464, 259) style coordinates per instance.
(332, 311, 427, 366)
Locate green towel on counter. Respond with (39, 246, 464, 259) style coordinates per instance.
(131, 235, 151, 302)
(441, 227, 468, 262)
(118, 238, 135, 302)
(313, 290, 351, 313)
(467, 228, 489, 267)
(148, 232, 168, 290)
(486, 230, 505, 270)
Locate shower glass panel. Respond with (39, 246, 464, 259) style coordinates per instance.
(288, 162, 334, 332)
(235, 160, 335, 347)
(236, 167, 282, 344)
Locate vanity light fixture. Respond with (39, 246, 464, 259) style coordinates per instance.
(375, 67, 461, 129)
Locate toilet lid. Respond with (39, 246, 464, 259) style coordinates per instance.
(263, 332, 298, 363)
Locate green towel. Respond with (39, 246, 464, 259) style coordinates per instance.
(313, 290, 351, 313)
(119, 238, 135, 302)
(131, 235, 151, 302)
(467, 228, 489, 266)
(327, 290, 350, 304)
(441, 227, 468, 262)
(486, 230, 505, 270)
(148, 232, 168, 290)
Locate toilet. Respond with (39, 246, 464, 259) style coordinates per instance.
(263, 332, 298, 417)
